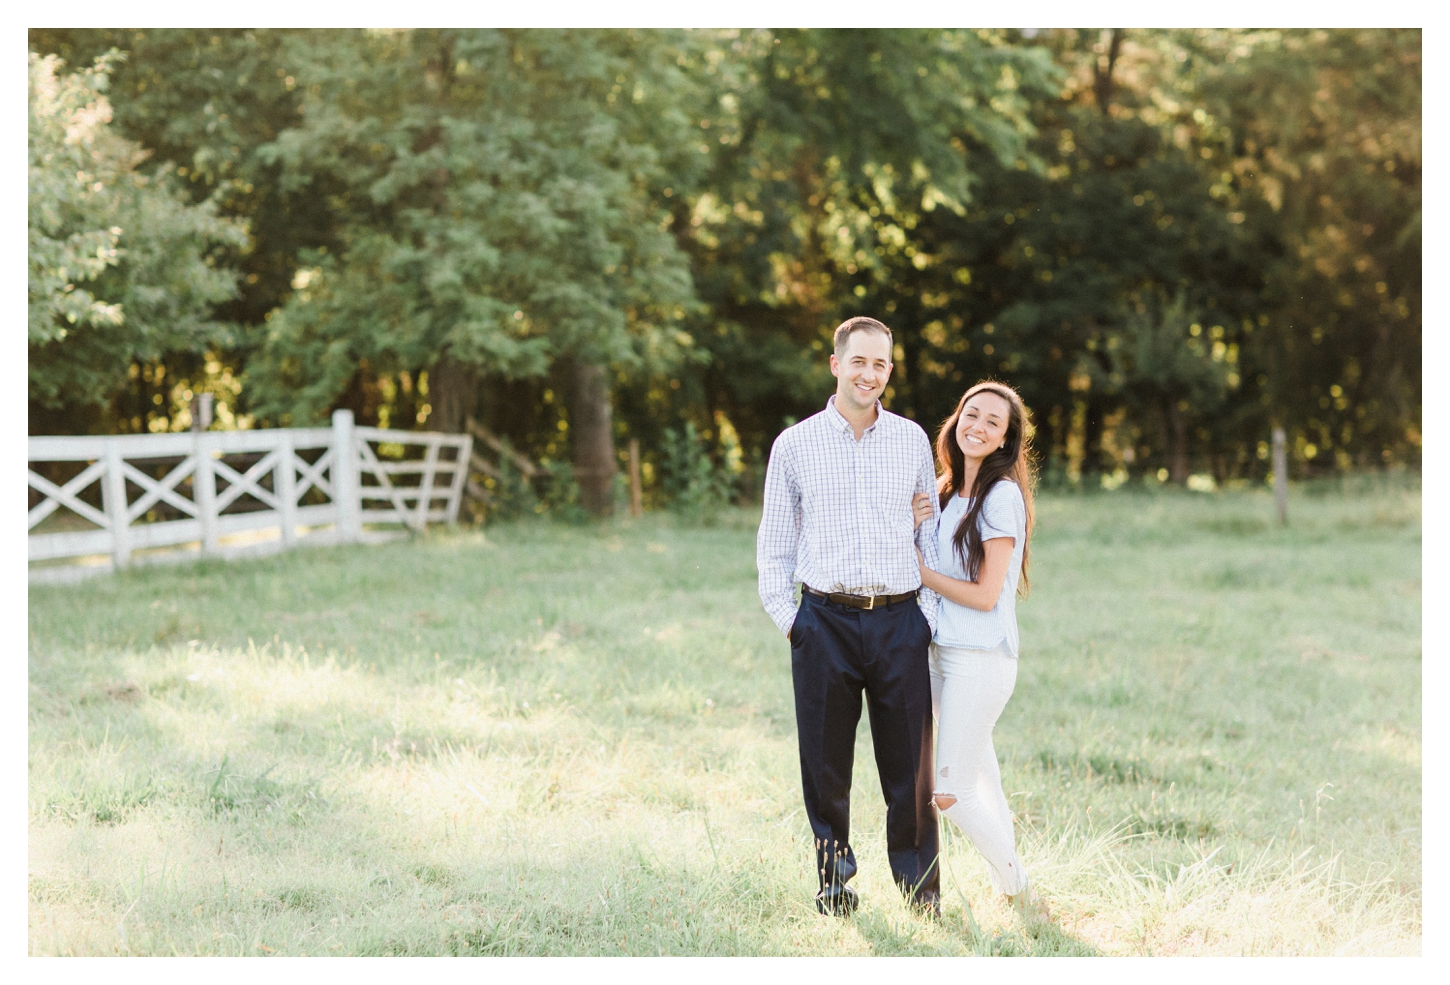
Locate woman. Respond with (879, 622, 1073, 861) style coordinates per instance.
(911, 380, 1043, 919)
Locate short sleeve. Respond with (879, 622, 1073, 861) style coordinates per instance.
(979, 481, 1024, 542)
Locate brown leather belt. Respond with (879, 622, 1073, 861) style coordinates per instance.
(804, 585, 917, 611)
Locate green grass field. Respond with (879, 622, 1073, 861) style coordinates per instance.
(28, 480, 1421, 955)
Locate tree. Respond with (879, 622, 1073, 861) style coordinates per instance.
(24, 29, 1419, 497)
(30, 29, 349, 337)
(1113, 291, 1235, 482)
(242, 29, 701, 514)
(28, 51, 246, 433)
(652, 28, 1060, 464)
(1190, 29, 1421, 472)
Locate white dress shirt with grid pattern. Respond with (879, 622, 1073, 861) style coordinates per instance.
(757, 395, 942, 637)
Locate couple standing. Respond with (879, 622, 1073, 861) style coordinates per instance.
(757, 316, 1040, 920)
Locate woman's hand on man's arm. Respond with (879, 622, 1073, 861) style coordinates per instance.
(912, 492, 934, 531)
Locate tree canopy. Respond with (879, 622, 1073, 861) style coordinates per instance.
(28, 28, 1420, 507)
(28, 50, 246, 433)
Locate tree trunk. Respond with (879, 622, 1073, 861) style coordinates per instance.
(1167, 398, 1189, 484)
(1082, 398, 1104, 480)
(428, 353, 477, 435)
(571, 360, 617, 516)
(1092, 29, 1124, 117)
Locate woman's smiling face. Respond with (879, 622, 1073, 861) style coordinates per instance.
(955, 390, 1012, 463)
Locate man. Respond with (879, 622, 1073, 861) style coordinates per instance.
(757, 316, 943, 917)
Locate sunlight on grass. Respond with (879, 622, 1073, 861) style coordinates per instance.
(29, 482, 1420, 955)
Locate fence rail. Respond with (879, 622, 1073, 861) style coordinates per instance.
(28, 411, 470, 576)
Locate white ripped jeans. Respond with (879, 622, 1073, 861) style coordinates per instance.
(929, 640, 1028, 896)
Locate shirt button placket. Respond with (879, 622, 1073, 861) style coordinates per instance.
(855, 431, 867, 592)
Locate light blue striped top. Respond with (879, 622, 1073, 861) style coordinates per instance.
(932, 479, 1026, 656)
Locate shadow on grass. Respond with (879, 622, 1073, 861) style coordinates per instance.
(850, 897, 1100, 956)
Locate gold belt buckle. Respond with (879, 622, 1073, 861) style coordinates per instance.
(864, 595, 876, 611)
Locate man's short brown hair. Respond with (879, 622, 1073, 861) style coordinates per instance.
(833, 316, 893, 357)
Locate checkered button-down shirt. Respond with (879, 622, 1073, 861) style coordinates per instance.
(757, 395, 942, 637)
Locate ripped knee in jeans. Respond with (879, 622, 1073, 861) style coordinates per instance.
(934, 766, 957, 811)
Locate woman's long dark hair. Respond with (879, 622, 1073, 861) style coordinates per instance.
(934, 380, 1036, 596)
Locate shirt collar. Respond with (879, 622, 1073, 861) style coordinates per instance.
(825, 394, 883, 436)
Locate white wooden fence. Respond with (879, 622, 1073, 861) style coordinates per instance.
(28, 410, 471, 576)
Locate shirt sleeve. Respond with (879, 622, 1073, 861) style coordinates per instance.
(912, 430, 942, 635)
(756, 432, 802, 636)
(980, 481, 1023, 542)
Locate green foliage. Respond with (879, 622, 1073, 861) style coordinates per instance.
(28, 51, 246, 422)
(471, 450, 541, 524)
(1115, 293, 1234, 413)
(535, 461, 591, 526)
(1189, 29, 1422, 469)
(240, 29, 701, 425)
(651, 29, 1063, 456)
(27, 29, 337, 340)
(1106, 290, 1238, 480)
(28, 53, 127, 345)
(469, 458, 595, 526)
(25, 29, 1419, 487)
(660, 422, 737, 523)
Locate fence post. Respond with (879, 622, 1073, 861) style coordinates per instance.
(194, 432, 220, 555)
(628, 438, 643, 518)
(332, 409, 361, 543)
(101, 439, 132, 569)
(191, 392, 214, 432)
(1272, 426, 1289, 526)
(277, 430, 298, 548)
(416, 436, 441, 531)
(444, 436, 472, 525)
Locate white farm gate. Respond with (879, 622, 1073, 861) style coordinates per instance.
(28, 410, 471, 580)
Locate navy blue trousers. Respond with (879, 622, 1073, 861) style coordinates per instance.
(789, 590, 939, 904)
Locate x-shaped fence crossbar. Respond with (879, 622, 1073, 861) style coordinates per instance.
(120, 457, 201, 524)
(27, 460, 110, 532)
(28, 411, 471, 572)
(294, 447, 334, 503)
(211, 448, 283, 515)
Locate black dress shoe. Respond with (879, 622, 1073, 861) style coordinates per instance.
(816, 885, 859, 916)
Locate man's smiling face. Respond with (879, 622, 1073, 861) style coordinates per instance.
(830, 330, 893, 415)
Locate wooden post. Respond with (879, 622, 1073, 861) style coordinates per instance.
(628, 438, 643, 518)
(444, 436, 472, 525)
(193, 432, 220, 556)
(1272, 426, 1288, 526)
(571, 360, 618, 516)
(277, 431, 298, 548)
(332, 409, 361, 543)
(416, 436, 441, 532)
(101, 440, 132, 569)
(191, 392, 214, 432)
